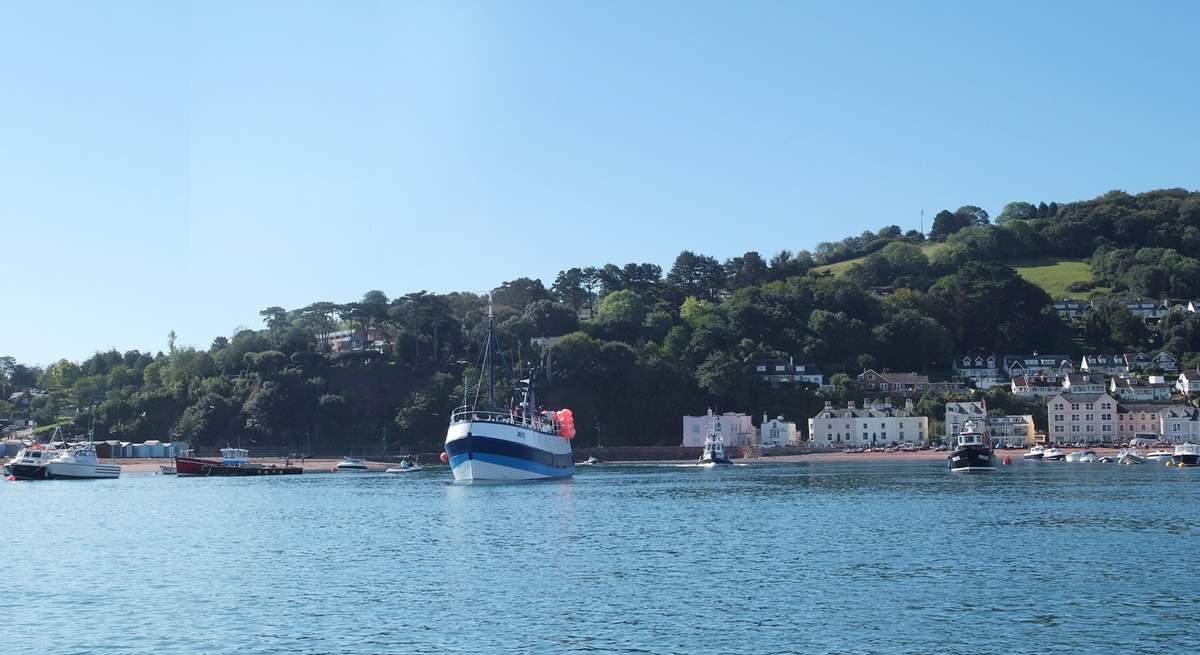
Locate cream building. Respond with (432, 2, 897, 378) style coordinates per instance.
(808, 399, 928, 446)
(1047, 393, 1119, 443)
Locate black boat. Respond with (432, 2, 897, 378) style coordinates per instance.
(948, 419, 995, 473)
(1171, 444, 1200, 467)
(5, 444, 58, 480)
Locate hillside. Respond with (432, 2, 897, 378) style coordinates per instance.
(1010, 258, 1106, 299)
(812, 242, 946, 276)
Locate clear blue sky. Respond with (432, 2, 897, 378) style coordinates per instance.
(3, 1, 1198, 365)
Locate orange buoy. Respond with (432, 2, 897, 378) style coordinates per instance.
(6, 475, 15, 481)
(440, 452, 449, 464)
(1004, 456, 1012, 465)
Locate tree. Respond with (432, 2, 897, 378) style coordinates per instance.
(929, 210, 967, 241)
(551, 268, 589, 310)
(260, 306, 289, 346)
(996, 202, 1036, 224)
(591, 290, 647, 343)
(666, 251, 725, 301)
(955, 205, 991, 226)
(724, 251, 769, 289)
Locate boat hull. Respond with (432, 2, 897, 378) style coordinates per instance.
(445, 420, 574, 482)
(46, 461, 121, 479)
(1022, 453, 1044, 461)
(1172, 454, 1200, 467)
(949, 445, 995, 473)
(8, 463, 48, 480)
(175, 457, 302, 477)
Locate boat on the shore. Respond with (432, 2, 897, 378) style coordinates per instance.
(1078, 451, 1098, 463)
(948, 420, 995, 473)
(1042, 447, 1066, 461)
(1170, 443, 1200, 467)
(443, 299, 574, 482)
(334, 457, 370, 472)
(1023, 445, 1046, 461)
(697, 411, 733, 467)
(175, 447, 302, 477)
(6, 443, 60, 480)
(1118, 448, 1147, 465)
(385, 458, 422, 474)
(45, 442, 121, 479)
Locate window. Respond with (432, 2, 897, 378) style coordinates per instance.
(1054, 403, 1064, 410)
(1072, 425, 1080, 432)
(1085, 414, 1094, 421)
(1071, 415, 1080, 421)
(1071, 403, 1080, 410)
(1086, 403, 1094, 410)
(1055, 426, 1063, 433)
(756, 366, 766, 372)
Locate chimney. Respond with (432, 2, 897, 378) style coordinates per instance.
(763, 413, 768, 425)
(848, 401, 856, 409)
(905, 399, 914, 410)
(824, 400, 832, 408)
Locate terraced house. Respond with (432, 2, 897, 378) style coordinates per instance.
(808, 399, 927, 447)
(1046, 392, 1119, 443)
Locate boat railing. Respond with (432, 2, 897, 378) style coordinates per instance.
(449, 406, 558, 433)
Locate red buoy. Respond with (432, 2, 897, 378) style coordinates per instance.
(1004, 456, 1012, 465)
(440, 452, 449, 464)
(6, 475, 15, 481)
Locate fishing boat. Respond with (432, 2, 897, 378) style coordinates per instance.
(1170, 443, 1200, 467)
(1117, 448, 1147, 465)
(175, 447, 302, 476)
(1023, 444, 1046, 461)
(948, 420, 995, 473)
(385, 457, 422, 474)
(443, 299, 575, 482)
(1042, 447, 1066, 461)
(697, 410, 733, 467)
(45, 442, 121, 479)
(334, 457, 370, 472)
(6, 443, 60, 480)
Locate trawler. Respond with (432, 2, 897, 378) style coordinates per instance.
(443, 299, 575, 482)
(948, 419, 995, 473)
(697, 410, 733, 466)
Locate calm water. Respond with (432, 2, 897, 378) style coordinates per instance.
(5, 460, 1200, 654)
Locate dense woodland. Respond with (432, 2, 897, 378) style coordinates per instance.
(3, 188, 1200, 452)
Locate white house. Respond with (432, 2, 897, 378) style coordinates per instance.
(945, 401, 987, 439)
(759, 415, 799, 447)
(682, 412, 754, 447)
(1011, 374, 1060, 398)
(1079, 354, 1128, 377)
(1124, 351, 1177, 373)
(1176, 369, 1200, 396)
(953, 353, 1005, 388)
(752, 358, 824, 386)
(1004, 354, 1074, 380)
(1109, 376, 1173, 401)
(1062, 373, 1106, 394)
(808, 399, 928, 447)
(1053, 299, 1091, 321)
(986, 415, 1036, 446)
(1159, 405, 1200, 443)
(1123, 298, 1167, 320)
(1046, 393, 1119, 444)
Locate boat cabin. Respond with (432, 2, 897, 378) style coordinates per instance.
(220, 448, 249, 465)
(955, 420, 990, 448)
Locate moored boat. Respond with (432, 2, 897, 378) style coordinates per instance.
(1117, 448, 1147, 465)
(443, 299, 574, 482)
(697, 410, 733, 467)
(1023, 445, 1046, 461)
(1078, 451, 1098, 463)
(1042, 447, 1066, 461)
(948, 420, 995, 473)
(334, 457, 370, 472)
(385, 457, 422, 474)
(46, 442, 121, 479)
(1170, 443, 1200, 468)
(6, 443, 59, 480)
(175, 447, 302, 476)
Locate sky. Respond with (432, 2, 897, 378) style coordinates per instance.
(2, 1, 1199, 365)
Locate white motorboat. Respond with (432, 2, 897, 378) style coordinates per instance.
(1117, 448, 1147, 465)
(1146, 449, 1174, 462)
(1042, 447, 1065, 461)
(1023, 445, 1046, 461)
(45, 442, 121, 479)
(385, 458, 422, 474)
(159, 465, 177, 475)
(1078, 451, 1098, 463)
(1065, 450, 1095, 463)
(579, 456, 602, 466)
(697, 410, 734, 467)
(1170, 443, 1200, 468)
(334, 457, 370, 472)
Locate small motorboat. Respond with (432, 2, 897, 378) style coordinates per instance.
(1117, 448, 1147, 465)
(176, 447, 302, 476)
(1042, 447, 1066, 461)
(385, 458, 422, 474)
(1170, 443, 1200, 468)
(1146, 449, 1174, 462)
(159, 465, 177, 475)
(1023, 445, 1046, 461)
(46, 442, 122, 479)
(1098, 456, 1115, 463)
(579, 455, 602, 466)
(6, 443, 60, 480)
(334, 457, 370, 472)
(1078, 451, 1098, 463)
(1065, 450, 1094, 463)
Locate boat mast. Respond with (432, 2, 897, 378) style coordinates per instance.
(486, 294, 495, 408)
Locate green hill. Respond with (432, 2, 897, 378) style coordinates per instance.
(812, 242, 946, 276)
(1010, 257, 1105, 299)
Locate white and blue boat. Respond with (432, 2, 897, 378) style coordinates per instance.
(444, 300, 575, 482)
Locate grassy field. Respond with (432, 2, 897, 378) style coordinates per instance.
(1010, 257, 1105, 299)
(812, 242, 946, 276)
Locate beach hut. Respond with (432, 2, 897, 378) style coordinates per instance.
(118, 442, 133, 458)
(94, 441, 114, 458)
(143, 440, 165, 458)
(130, 442, 150, 458)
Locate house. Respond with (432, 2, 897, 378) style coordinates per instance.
(1046, 393, 1119, 444)
(6, 390, 48, 409)
(1062, 373, 1106, 394)
(1124, 351, 1177, 373)
(1079, 354, 1129, 377)
(759, 415, 799, 447)
(1011, 374, 1060, 399)
(945, 401, 987, 439)
(320, 326, 392, 354)
(985, 414, 1036, 447)
(1176, 369, 1200, 396)
(808, 399, 928, 446)
(752, 357, 824, 386)
(1110, 376, 1173, 401)
(1125, 298, 1167, 320)
(1053, 299, 1091, 321)
(1003, 354, 1074, 380)
(1159, 405, 1200, 443)
(682, 412, 754, 447)
(952, 353, 1006, 388)
(1117, 403, 1164, 441)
